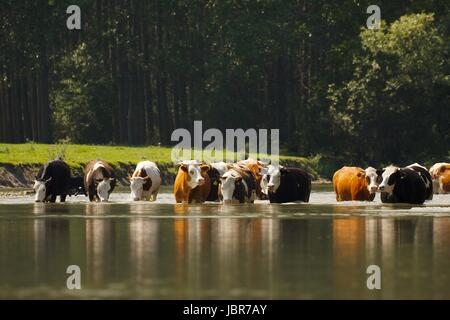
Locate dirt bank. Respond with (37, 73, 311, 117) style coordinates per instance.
(0, 160, 324, 189)
(0, 162, 178, 188)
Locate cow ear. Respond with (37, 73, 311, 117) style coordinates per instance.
(45, 177, 52, 183)
(200, 164, 210, 172)
(180, 164, 188, 172)
(109, 178, 115, 182)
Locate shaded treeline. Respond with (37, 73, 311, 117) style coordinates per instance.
(0, 0, 449, 166)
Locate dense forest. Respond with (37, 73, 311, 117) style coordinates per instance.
(0, 0, 449, 168)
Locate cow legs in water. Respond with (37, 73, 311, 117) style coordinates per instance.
(49, 195, 57, 203)
(60, 194, 67, 202)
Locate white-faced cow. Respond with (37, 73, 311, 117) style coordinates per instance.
(130, 161, 161, 201)
(378, 165, 427, 204)
(218, 165, 257, 204)
(173, 160, 211, 203)
(84, 160, 116, 202)
(33, 159, 71, 203)
(261, 165, 311, 203)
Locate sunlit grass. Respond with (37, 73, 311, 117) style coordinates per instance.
(0, 143, 320, 177)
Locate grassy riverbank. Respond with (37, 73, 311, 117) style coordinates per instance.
(0, 143, 324, 187)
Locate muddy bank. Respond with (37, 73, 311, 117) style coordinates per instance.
(0, 160, 324, 189)
(0, 163, 178, 188)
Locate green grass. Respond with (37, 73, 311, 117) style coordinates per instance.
(0, 143, 321, 178)
(0, 143, 173, 167)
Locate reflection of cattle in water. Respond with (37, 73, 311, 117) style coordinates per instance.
(33, 159, 71, 203)
(84, 160, 116, 202)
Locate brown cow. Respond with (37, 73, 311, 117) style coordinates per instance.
(84, 160, 116, 202)
(429, 162, 450, 194)
(173, 161, 211, 203)
(333, 166, 380, 201)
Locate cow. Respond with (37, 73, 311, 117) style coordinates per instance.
(68, 176, 86, 196)
(406, 163, 433, 200)
(332, 166, 380, 201)
(33, 159, 71, 203)
(429, 162, 450, 194)
(84, 160, 116, 202)
(129, 161, 161, 201)
(218, 165, 257, 204)
(378, 165, 427, 204)
(206, 162, 228, 202)
(237, 158, 268, 200)
(173, 161, 211, 203)
(260, 165, 311, 203)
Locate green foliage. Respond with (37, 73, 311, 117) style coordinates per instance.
(328, 13, 449, 165)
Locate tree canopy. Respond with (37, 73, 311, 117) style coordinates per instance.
(0, 1, 449, 170)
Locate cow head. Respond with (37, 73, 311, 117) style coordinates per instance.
(378, 166, 402, 194)
(180, 163, 209, 189)
(261, 165, 282, 194)
(97, 178, 115, 202)
(33, 177, 52, 202)
(219, 170, 242, 204)
(365, 167, 381, 194)
(130, 176, 151, 201)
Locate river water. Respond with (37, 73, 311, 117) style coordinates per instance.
(0, 186, 449, 299)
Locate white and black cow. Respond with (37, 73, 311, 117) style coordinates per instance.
(130, 161, 161, 201)
(206, 162, 228, 202)
(261, 165, 311, 203)
(377, 165, 427, 204)
(218, 165, 257, 204)
(84, 160, 116, 202)
(33, 159, 71, 203)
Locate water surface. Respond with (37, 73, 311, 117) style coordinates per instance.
(0, 187, 449, 299)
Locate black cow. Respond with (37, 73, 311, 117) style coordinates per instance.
(378, 166, 427, 204)
(33, 160, 71, 202)
(261, 165, 311, 203)
(68, 176, 86, 196)
(206, 166, 222, 201)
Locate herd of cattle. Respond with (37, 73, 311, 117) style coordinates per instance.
(32, 158, 450, 205)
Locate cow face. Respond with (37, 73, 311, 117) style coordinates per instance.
(220, 170, 242, 204)
(130, 176, 149, 201)
(262, 165, 282, 193)
(365, 167, 381, 194)
(33, 178, 51, 202)
(181, 164, 209, 189)
(97, 178, 114, 202)
(378, 166, 401, 194)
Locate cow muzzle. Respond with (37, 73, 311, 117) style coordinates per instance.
(268, 184, 275, 192)
(370, 186, 378, 193)
(197, 178, 205, 186)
